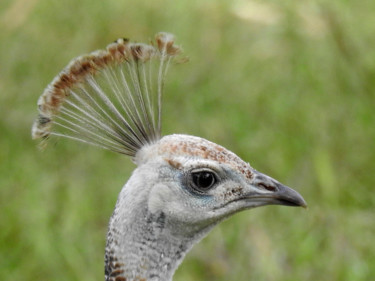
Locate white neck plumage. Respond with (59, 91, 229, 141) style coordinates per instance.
(105, 211, 193, 281)
(104, 167, 211, 281)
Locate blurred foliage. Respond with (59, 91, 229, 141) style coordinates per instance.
(1, 0, 374, 280)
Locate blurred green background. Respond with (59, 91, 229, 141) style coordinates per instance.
(1, 0, 374, 280)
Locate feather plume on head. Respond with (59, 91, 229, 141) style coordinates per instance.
(32, 32, 183, 157)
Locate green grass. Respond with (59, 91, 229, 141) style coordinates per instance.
(1, 0, 374, 280)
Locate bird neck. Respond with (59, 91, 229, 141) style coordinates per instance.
(104, 178, 202, 281)
(105, 215, 193, 281)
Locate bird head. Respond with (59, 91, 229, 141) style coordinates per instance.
(32, 32, 307, 280)
(134, 134, 306, 237)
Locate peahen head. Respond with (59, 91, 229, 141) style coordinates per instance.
(132, 134, 306, 238)
(32, 32, 306, 281)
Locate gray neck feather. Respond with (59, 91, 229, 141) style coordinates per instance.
(104, 167, 210, 281)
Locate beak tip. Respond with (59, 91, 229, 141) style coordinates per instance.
(293, 193, 307, 209)
(276, 183, 307, 209)
(296, 195, 307, 209)
(298, 195, 308, 209)
(301, 202, 308, 209)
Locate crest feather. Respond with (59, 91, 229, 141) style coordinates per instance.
(32, 32, 182, 156)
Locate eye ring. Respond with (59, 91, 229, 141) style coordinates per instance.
(189, 169, 218, 192)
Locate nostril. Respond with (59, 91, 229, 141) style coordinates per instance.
(258, 183, 277, 192)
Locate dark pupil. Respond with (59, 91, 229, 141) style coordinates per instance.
(193, 172, 215, 189)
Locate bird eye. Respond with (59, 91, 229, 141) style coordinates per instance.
(190, 170, 217, 191)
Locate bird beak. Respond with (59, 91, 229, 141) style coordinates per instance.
(265, 181, 307, 208)
(249, 171, 307, 208)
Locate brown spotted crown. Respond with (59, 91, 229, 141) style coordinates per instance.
(135, 134, 254, 180)
(158, 135, 254, 179)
